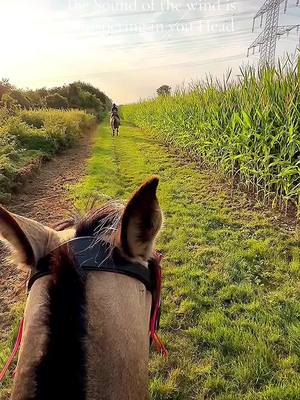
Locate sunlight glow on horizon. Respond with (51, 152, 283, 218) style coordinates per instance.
(1, 0, 299, 103)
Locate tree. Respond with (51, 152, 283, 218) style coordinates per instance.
(0, 79, 112, 116)
(9, 90, 31, 109)
(26, 90, 43, 108)
(0, 78, 14, 100)
(36, 87, 49, 98)
(67, 83, 81, 108)
(45, 93, 69, 109)
(70, 81, 112, 111)
(1, 93, 18, 109)
(157, 85, 171, 96)
(78, 91, 100, 110)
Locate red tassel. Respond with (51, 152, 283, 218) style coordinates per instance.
(0, 318, 24, 381)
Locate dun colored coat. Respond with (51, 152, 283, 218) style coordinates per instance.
(0, 177, 162, 400)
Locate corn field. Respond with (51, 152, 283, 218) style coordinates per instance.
(122, 61, 300, 214)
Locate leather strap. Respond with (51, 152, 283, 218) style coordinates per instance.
(28, 237, 152, 292)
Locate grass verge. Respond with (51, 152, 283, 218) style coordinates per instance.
(0, 301, 25, 399)
(0, 108, 95, 202)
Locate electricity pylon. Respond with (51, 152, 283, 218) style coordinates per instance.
(248, 0, 300, 68)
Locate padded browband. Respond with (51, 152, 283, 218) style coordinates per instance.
(28, 237, 153, 292)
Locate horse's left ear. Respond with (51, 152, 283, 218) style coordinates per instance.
(120, 176, 162, 261)
(0, 206, 60, 268)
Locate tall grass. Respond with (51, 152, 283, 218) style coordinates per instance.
(0, 108, 95, 201)
(122, 61, 300, 214)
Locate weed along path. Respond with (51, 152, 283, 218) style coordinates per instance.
(73, 120, 300, 400)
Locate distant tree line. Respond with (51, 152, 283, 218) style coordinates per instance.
(157, 85, 171, 96)
(0, 79, 112, 120)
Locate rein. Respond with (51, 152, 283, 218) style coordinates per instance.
(0, 237, 167, 381)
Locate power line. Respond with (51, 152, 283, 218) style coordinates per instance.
(247, 0, 300, 68)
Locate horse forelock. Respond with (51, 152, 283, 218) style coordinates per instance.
(52, 202, 124, 243)
(75, 202, 124, 243)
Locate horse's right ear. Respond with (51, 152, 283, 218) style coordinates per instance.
(0, 206, 59, 268)
(120, 177, 162, 261)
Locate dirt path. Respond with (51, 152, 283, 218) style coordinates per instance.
(0, 128, 96, 342)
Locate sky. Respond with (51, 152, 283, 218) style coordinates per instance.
(0, 0, 299, 103)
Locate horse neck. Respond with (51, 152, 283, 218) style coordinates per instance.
(12, 273, 151, 400)
(85, 273, 151, 400)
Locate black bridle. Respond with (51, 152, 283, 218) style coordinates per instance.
(27, 236, 167, 355)
(28, 236, 154, 292)
(0, 237, 167, 382)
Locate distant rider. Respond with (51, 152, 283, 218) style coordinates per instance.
(111, 103, 120, 119)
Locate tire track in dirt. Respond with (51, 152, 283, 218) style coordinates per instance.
(0, 127, 97, 342)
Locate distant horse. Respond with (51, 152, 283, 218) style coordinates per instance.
(110, 111, 120, 136)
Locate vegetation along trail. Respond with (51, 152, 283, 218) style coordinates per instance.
(71, 120, 300, 400)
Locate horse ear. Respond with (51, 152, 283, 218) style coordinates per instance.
(120, 177, 162, 261)
(0, 206, 59, 268)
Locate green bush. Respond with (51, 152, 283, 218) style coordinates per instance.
(0, 80, 112, 119)
(45, 93, 69, 109)
(0, 108, 95, 201)
(9, 90, 31, 109)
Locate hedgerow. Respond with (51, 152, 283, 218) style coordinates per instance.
(0, 108, 95, 201)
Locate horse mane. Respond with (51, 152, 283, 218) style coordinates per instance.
(52, 201, 124, 246)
